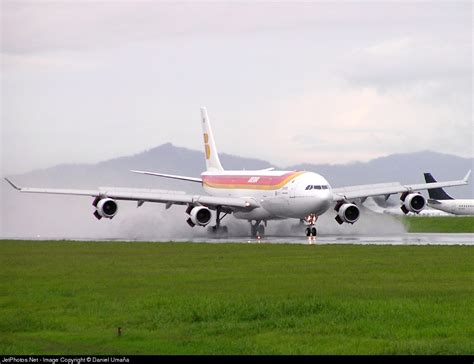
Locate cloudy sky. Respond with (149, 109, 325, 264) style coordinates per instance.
(1, 0, 472, 175)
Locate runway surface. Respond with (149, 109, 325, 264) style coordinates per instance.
(4, 233, 472, 245)
(176, 233, 474, 245)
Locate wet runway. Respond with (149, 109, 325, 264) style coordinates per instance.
(3, 233, 473, 245)
(148, 233, 474, 245)
(179, 233, 474, 245)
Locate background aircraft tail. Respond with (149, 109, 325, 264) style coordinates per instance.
(424, 172, 454, 200)
(200, 107, 224, 172)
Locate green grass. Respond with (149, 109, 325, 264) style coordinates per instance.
(0, 241, 473, 355)
(403, 216, 474, 233)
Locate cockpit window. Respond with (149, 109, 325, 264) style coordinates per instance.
(306, 184, 329, 191)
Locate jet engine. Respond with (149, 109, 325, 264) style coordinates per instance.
(93, 198, 118, 219)
(335, 202, 360, 225)
(400, 192, 426, 214)
(186, 206, 212, 227)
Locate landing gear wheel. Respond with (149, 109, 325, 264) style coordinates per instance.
(311, 227, 317, 236)
(305, 227, 311, 237)
(250, 220, 264, 238)
(251, 224, 258, 238)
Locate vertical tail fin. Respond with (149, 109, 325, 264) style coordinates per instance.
(200, 107, 224, 172)
(423, 172, 454, 200)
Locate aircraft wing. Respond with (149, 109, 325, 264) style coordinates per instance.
(332, 170, 470, 202)
(4, 178, 259, 211)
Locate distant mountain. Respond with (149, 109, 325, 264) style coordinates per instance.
(7, 144, 472, 196)
(1, 144, 472, 238)
(289, 150, 473, 196)
(6, 143, 273, 192)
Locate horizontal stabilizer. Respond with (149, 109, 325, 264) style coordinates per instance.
(131, 170, 202, 183)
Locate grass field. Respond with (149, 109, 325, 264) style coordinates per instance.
(0, 241, 473, 355)
(403, 216, 474, 233)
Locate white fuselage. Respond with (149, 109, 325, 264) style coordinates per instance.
(201, 170, 333, 221)
(428, 199, 474, 215)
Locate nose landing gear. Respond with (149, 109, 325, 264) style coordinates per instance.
(305, 214, 318, 243)
(305, 227, 317, 237)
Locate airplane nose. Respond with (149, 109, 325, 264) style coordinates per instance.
(322, 190, 333, 210)
(313, 190, 332, 215)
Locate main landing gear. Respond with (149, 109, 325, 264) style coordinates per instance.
(250, 220, 266, 239)
(208, 206, 229, 235)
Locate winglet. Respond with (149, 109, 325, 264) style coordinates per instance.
(4, 178, 22, 191)
(463, 170, 471, 183)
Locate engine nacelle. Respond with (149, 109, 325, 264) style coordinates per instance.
(335, 203, 360, 225)
(186, 206, 212, 227)
(95, 198, 118, 219)
(400, 192, 426, 214)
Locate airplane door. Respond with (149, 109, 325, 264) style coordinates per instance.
(289, 180, 297, 198)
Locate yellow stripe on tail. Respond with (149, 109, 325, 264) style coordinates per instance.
(201, 108, 224, 171)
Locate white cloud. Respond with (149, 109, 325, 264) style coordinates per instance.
(344, 35, 471, 92)
(1, 1, 472, 174)
(252, 80, 472, 166)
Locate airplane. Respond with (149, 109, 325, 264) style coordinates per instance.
(423, 172, 474, 215)
(363, 197, 452, 216)
(4, 107, 471, 238)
